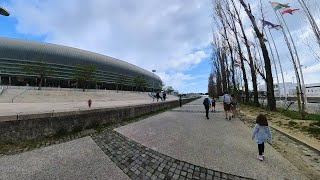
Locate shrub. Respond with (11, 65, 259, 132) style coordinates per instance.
(72, 126, 83, 133)
(54, 128, 68, 138)
(310, 121, 320, 127)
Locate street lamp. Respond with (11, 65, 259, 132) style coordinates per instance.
(152, 70, 156, 101)
(0, 6, 10, 16)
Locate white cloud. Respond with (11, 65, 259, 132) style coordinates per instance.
(157, 71, 208, 93)
(164, 50, 210, 71)
(6, 0, 213, 92)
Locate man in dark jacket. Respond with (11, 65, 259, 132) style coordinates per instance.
(203, 97, 211, 119)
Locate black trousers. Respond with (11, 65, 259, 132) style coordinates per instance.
(258, 143, 265, 155)
(205, 106, 209, 117)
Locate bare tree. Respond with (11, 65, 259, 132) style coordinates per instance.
(238, 0, 276, 110)
(220, 1, 250, 102)
(229, 0, 259, 106)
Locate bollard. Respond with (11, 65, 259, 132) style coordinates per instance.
(88, 99, 92, 108)
(179, 95, 182, 107)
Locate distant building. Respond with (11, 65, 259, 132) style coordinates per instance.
(306, 83, 320, 97)
(258, 82, 320, 97)
(0, 37, 162, 91)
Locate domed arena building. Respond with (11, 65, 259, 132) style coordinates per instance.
(0, 37, 162, 91)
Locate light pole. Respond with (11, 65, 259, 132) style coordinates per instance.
(0, 6, 10, 16)
(152, 70, 156, 101)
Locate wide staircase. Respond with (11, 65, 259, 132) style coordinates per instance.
(0, 86, 177, 103)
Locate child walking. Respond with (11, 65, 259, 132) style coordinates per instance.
(252, 114, 272, 161)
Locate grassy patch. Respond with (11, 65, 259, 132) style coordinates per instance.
(278, 108, 320, 121)
(310, 121, 320, 127)
(288, 121, 298, 127)
(306, 127, 320, 136)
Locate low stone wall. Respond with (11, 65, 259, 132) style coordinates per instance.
(0, 98, 198, 143)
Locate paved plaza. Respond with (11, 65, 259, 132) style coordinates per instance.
(0, 98, 308, 179)
(0, 87, 178, 117)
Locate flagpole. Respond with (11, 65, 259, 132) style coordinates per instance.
(269, 1, 304, 113)
(297, 0, 320, 48)
(278, 10, 307, 105)
(263, 27, 281, 101)
(267, 27, 287, 102)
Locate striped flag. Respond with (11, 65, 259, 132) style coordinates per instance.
(281, 8, 300, 15)
(271, 2, 290, 10)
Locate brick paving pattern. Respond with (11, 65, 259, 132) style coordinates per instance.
(92, 130, 254, 180)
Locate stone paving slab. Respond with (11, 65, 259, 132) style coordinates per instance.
(115, 98, 308, 180)
(92, 130, 252, 180)
(0, 137, 130, 180)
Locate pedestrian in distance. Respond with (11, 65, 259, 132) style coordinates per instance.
(211, 97, 216, 112)
(163, 92, 167, 101)
(222, 91, 232, 120)
(156, 92, 161, 102)
(179, 95, 182, 107)
(252, 114, 272, 161)
(203, 97, 211, 119)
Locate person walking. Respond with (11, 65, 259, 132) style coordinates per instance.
(252, 114, 272, 161)
(222, 92, 232, 120)
(211, 97, 216, 112)
(163, 92, 167, 101)
(203, 97, 211, 119)
(179, 94, 182, 107)
(156, 92, 160, 102)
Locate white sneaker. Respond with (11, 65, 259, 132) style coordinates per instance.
(262, 154, 265, 159)
(258, 155, 263, 161)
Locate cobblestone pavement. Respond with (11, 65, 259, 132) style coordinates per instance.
(92, 130, 253, 180)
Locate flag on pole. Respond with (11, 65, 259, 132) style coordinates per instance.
(261, 20, 282, 30)
(271, 2, 290, 10)
(281, 8, 300, 15)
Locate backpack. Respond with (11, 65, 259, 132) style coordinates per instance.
(223, 94, 231, 104)
(203, 98, 209, 106)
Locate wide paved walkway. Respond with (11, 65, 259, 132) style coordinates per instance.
(116, 98, 307, 179)
(0, 98, 308, 179)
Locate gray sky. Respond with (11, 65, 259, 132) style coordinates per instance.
(3, 0, 213, 93)
(2, 0, 320, 93)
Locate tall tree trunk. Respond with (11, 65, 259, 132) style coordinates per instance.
(83, 82, 86, 92)
(231, 0, 259, 106)
(230, 16, 249, 103)
(230, 50, 237, 94)
(220, 50, 227, 92)
(38, 75, 44, 90)
(217, 2, 237, 94)
(238, 0, 276, 110)
(216, 69, 223, 96)
(225, 56, 232, 93)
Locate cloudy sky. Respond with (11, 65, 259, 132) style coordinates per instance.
(234, 0, 320, 89)
(1, 0, 320, 93)
(0, 0, 213, 93)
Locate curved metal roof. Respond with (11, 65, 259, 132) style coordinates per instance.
(0, 37, 161, 82)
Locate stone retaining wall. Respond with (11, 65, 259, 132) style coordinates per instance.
(0, 98, 198, 143)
